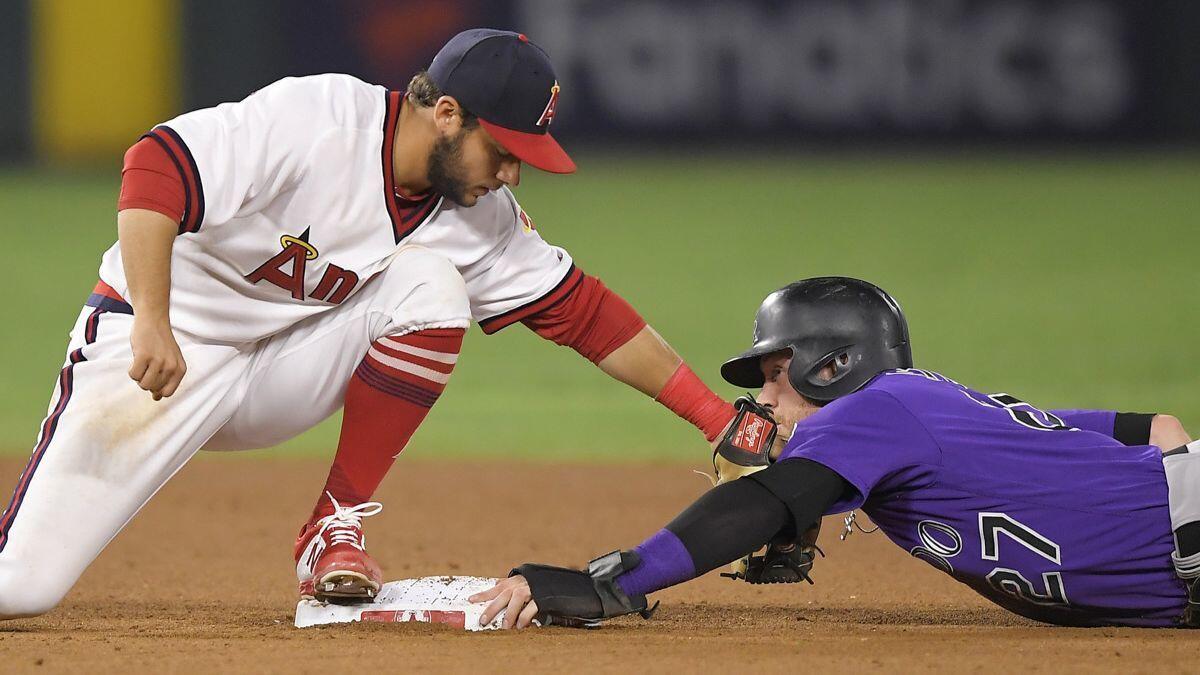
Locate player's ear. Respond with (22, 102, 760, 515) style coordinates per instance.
(433, 96, 464, 135)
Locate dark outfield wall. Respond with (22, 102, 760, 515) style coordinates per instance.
(180, 0, 511, 112)
(180, 0, 1200, 143)
(0, 0, 31, 158)
(3, 0, 1199, 162)
(517, 0, 1200, 142)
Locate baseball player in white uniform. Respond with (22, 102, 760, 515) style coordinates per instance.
(0, 29, 741, 618)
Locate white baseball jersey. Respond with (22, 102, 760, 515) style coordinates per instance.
(98, 73, 576, 344)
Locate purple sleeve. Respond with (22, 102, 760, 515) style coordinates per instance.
(614, 529, 695, 598)
(777, 390, 940, 513)
(1049, 409, 1117, 437)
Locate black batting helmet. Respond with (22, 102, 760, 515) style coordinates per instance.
(720, 277, 913, 403)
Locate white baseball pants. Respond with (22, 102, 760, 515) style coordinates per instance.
(0, 246, 469, 618)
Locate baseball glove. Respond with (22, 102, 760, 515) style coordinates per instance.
(712, 395, 778, 485)
(723, 523, 824, 585)
(723, 542, 823, 585)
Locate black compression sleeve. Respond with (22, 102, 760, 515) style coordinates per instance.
(748, 459, 850, 539)
(1114, 412, 1155, 446)
(664, 478, 791, 575)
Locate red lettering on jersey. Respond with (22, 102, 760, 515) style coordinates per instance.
(536, 83, 560, 127)
(518, 209, 536, 233)
(245, 242, 309, 300)
(311, 264, 360, 304)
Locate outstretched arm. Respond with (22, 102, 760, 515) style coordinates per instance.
(594, 325, 680, 397)
(523, 275, 735, 441)
(471, 459, 847, 628)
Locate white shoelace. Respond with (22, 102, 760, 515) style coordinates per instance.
(315, 493, 383, 550)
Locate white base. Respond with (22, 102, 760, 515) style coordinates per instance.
(294, 576, 507, 631)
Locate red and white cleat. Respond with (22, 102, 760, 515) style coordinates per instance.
(295, 495, 384, 603)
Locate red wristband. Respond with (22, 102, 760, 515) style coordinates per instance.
(656, 363, 736, 442)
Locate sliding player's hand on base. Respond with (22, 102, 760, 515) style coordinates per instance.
(470, 575, 540, 629)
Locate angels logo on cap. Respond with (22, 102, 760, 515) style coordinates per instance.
(428, 29, 576, 174)
(537, 83, 560, 128)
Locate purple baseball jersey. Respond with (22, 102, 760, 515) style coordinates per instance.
(778, 369, 1185, 627)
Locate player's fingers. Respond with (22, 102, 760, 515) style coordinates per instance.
(145, 372, 166, 394)
(469, 579, 509, 604)
(128, 354, 149, 383)
(146, 364, 173, 396)
(146, 367, 175, 400)
(478, 590, 510, 626)
(137, 361, 163, 392)
(502, 588, 529, 630)
(159, 360, 187, 398)
(516, 599, 539, 629)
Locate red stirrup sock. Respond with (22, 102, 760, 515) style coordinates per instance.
(308, 327, 465, 523)
(655, 363, 736, 442)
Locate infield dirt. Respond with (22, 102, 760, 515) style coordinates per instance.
(0, 456, 1193, 673)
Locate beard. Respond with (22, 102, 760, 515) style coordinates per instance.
(426, 130, 473, 206)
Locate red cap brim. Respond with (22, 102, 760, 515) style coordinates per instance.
(479, 119, 576, 174)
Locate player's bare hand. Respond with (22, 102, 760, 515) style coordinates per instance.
(469, 575, 540, 629)
(128, 316, 187, 401)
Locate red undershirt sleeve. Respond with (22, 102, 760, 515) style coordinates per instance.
(117, 136, 186, 225)
(522, 273, 646, 364)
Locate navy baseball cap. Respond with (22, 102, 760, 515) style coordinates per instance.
(428, 28, 575, 174)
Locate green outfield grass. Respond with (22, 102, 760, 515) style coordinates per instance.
(2, 151, 1197, 462)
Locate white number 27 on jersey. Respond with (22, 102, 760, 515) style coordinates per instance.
(911, 512, 1068, 607)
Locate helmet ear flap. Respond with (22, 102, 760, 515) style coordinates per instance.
(830, 351, 852, 378)
(791, 348, 856, 403)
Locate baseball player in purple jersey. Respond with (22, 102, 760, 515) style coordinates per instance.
(474, 277, 1200, 629)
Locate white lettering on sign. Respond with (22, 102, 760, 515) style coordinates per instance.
(517, 0, 1131, 132)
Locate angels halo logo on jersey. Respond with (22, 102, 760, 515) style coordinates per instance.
(536, 82, 560, 127)
(280, 233, 319, 261)
(244, 227, 360, 305)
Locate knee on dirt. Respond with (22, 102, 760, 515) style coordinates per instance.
(375, 245, 470, 332)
